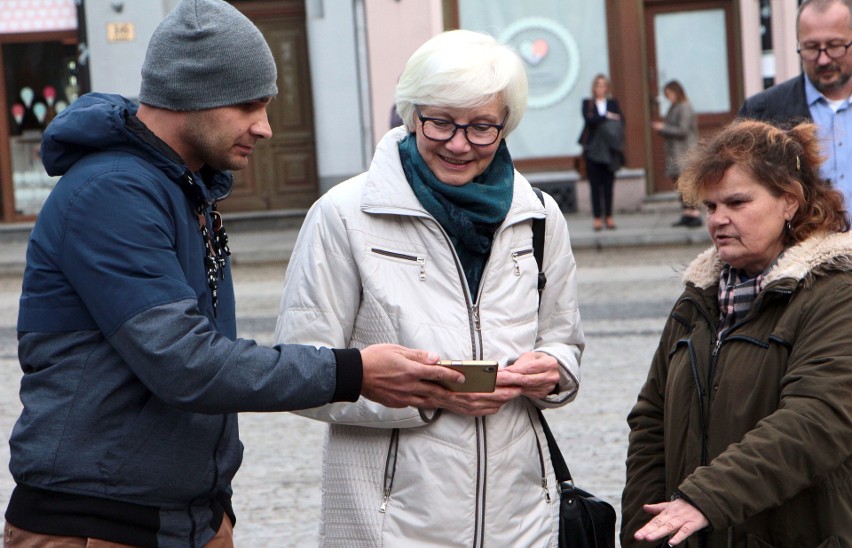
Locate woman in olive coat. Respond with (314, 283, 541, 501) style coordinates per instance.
(622, 119, 852, 547)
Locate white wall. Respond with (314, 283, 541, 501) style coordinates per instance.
(740, 0, 801, 101)
(740, 0, 764, 100)
(364, 0, 444, 145)
(84, 0, 177, 98)
(771, 0, 801, 83)
(306, 0, 443, 193)
(306, 0, 370, 193)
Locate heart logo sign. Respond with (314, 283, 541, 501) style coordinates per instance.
(520, 38, 549, 66)
(500, 18, 580, 108)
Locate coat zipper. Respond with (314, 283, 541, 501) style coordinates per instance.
(375, 215, 537, 543)
(686, 337, 710, 467)
(472, 303, 481, 333)
(370, 248, 427, 281)
(429, 226, 479, 358)
(682, 285, 791, 463)
(379, 429, 400, 513)
(474, 416, 487, 548)
(374, 218, 488, 542)
(683, 285, 792, 548)
(528, 410, 552, 503)
(511, 248, 534, 276)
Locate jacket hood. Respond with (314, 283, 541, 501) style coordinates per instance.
(683, 231, 852, 289)
(40, 92, 232, 202)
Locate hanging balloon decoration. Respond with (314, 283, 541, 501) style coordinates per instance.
(11, 103, 25, 126)
(19, 87, 34, 108)
(54, 100, 69, 115)
(43, 86, 56, 107)
(33, 102, 47, 125)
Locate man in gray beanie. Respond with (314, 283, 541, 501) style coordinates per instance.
(3, 0, 462, 546)
(139, 0, 278, 111)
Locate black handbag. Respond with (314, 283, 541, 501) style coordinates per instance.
(530, 188, 616, 547)
(537, 409, 617, 548)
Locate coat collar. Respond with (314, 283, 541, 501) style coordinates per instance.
(683, 231, 852, 289)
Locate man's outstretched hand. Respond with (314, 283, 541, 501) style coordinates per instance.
(359, 344, 462, 408)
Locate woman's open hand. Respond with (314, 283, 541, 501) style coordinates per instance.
(633, 498, 709, 546)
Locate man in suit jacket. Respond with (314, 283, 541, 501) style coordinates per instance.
(739, 0, 852, 207)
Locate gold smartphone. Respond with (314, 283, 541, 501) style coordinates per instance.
(435, 360, 499, 393)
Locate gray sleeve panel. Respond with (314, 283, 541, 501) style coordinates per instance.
(109, 299, 343, 413)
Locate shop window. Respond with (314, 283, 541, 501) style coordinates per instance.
(4, 41, 80, 216)
(654, 9, 731, 115)
(457, 0, 607, 161)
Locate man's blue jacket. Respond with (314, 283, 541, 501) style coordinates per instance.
(6, 93, 361, 547)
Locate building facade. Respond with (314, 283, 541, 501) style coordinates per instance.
(0, 0, 801, 223)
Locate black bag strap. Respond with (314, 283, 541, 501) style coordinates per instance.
(531, 188, 547, 305)
(536, 408, 573, 484)
(530, 188, 568, 482)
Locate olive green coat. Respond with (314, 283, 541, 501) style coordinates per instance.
(622, 232, 852, 548)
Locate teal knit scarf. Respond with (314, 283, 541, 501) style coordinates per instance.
(398, 133, 514, 298)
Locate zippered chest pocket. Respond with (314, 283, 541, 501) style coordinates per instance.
(510, 246, 535, 277)
(370, 246, 428, 281)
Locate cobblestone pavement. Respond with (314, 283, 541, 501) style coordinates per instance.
(0, 242, 709, 546)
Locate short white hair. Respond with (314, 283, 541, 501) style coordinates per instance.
(395, 29, 529, 137)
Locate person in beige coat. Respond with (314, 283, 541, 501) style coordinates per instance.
(274, 30, 585, 547)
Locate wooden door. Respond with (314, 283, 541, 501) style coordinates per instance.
(221, 1, 318, 212)
(644, 0, 741, 193)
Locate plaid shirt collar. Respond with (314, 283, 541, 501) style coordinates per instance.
(717, 264, 768, 336)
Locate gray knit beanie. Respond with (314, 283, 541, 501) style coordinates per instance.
(139, 0, 277, 111)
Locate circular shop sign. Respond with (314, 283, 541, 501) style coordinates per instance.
(499, 17, 581, 109)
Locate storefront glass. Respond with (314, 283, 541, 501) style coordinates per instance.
(4, 41, 80, 216)
(654, 9, 731, 115)
(458, 0, 609, 160)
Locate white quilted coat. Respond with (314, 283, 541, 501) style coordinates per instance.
(274, 128, 585, 547)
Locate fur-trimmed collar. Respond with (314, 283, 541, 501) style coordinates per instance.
(682, 231, 852, 289)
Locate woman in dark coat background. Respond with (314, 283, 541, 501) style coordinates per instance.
(579, 73, 623, 231)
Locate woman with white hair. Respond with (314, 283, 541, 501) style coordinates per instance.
(274, 29, 585, 546)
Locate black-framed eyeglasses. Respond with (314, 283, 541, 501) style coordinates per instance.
(797, 39, 852, 61)
(415, 106, 507, 146)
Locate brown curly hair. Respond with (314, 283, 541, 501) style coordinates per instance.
(677, 119, 849, 244)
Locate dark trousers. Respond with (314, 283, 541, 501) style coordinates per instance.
(586, 157, 614, 218)
(4, 517, 234, 547)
